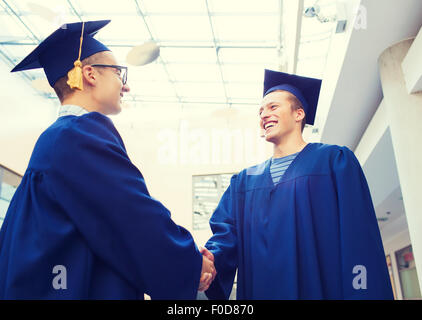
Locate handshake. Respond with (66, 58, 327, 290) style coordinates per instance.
(198, 246, 217, 292)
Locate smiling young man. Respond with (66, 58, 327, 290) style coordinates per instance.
(0, 20, 215, 299)
(200, 69, 394, 299)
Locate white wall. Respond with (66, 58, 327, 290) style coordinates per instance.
(0, 52, 273, 247)
(111, 104, 273, 246)
(0, 61, 57, 175)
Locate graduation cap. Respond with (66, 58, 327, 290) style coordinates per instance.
(11, 20, 111, 89)
(263, 69, 322, 125)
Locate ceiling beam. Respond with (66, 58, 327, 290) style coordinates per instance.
(1, 0, 40, 42)
(133, 0, 182, 105)
(280, 0, 303, 73)
(204, 0, 230, 106)
(0, 41, 279, 49)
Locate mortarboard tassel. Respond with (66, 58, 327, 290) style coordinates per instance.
(67, 21, 85, 90)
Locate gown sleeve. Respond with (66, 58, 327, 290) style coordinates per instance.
(46, 113, 202, 299)
(204, 175, 238, 300)
(332, 146, 394, 299)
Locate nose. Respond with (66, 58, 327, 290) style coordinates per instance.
(260, 108, 270, 120)
(260, 110, 269, 128)
(122, 83, 130, 93)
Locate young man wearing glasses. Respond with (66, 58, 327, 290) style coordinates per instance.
(0, 20, 215, 299)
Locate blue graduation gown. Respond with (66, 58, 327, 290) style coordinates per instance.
(0, 112, 202, 299)
(205, 143, 394, 300)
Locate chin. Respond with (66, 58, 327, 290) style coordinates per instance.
(265, 132, 281, 144)
(265, 134, 276, 143)
(109, 104, 122, 115)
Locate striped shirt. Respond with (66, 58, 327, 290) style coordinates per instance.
(270, 152, 299, 185)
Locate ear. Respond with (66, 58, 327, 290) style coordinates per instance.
(82, 65, 97, 87)
(295, 108, 305, 123)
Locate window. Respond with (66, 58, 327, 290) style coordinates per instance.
(0, 165, 22, 229)
(192, 173, 233, 231)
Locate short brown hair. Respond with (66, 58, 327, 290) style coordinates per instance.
(273, 90, 306, 132)
(287, 94, 306, 132)
(53, 51, 107, 103)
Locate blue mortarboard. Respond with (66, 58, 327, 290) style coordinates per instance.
(11, 20, 111, 87)
(263, 69, 322, 125)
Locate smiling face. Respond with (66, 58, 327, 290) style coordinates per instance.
(259, 90, 305, 144)
(89, 51, 130, 115)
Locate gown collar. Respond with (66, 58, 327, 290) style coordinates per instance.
(263, 142, 313, 188)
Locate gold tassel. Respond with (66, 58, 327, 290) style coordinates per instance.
(67, 21, 85, 90)
(67, 60, 83, 90)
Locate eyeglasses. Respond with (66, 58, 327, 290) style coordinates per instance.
(90, 64, 128, 85)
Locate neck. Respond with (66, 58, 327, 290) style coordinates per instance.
(61, 95, 102, 114)
(272, 132, 307, 158)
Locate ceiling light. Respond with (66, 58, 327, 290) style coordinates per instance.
(126, 41, 160, 66)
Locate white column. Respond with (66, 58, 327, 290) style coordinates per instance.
(378, 38, 422, 289)
(402, 27, 422, 94)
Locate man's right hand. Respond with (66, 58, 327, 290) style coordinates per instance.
(198, 255, 215, 292)
(199, 246, 216, 281)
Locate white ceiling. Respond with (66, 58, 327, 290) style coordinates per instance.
(0, 0, 338, 111)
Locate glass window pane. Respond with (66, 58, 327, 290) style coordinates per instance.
(167, 63, 222, 82)
(72, 0, 137, 15)
(13, 0, 69, 12)
(129, 80, 177, 97)
(24, 14, 79, 40)
(229, 98, 260, 106)
(1, 45, 37, 66)
(209, 0, 277, 13)
(0, 14, 29, 39)
(175, 82, 226, 99)
(148, 16, 213, 43)
(219, 48, 277, 65)
(226, 83, 261, 99)
(94, 17, 151, 42)
(212, 16, 277, 43)
(11, 1, 77, 38)
(221, 64, 264, 82)
(142, 0, 207, 13)
(128, 62, 169, 82)
(160, 47, 217, 64)
(135, 96, 179, 103)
